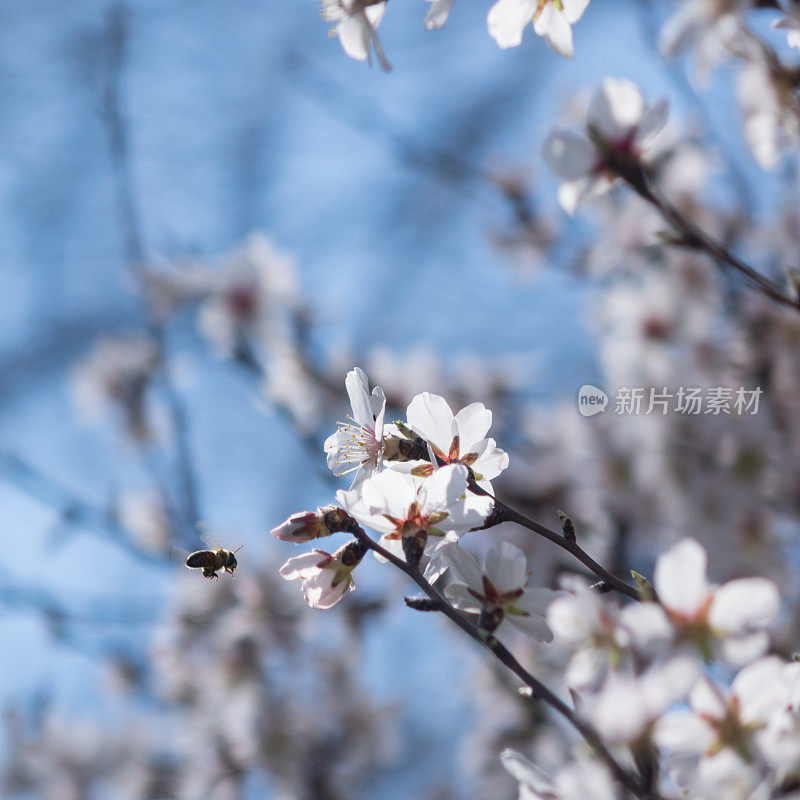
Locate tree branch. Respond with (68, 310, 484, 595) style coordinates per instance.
(627, 172, 798, 313)
(350, 527, 654, 799)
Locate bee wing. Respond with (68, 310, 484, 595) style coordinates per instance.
(170, 545, 195, 568)
(196, 521, 221, 550)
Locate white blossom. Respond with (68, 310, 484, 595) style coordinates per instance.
(658, 0, 749, 79)
(487, 0, 591, 58)
(649, 537, 779, 665)
(501, 749, 617, 800)
(543, 77, 668, 214)
(116, 490, 172, 554)
(324, 367, 387, 486)
(336, 464, 493, 563)
(279, 540, 365, 609)
(198, 233, 300, 359)
(71, 334, 160, 441)
(655, 657, 799, 796)
(406, 392, 509, 492)
(586, 657, 698, 746)
(546, 577, 672, 689)
(736, 58, 800, 170)
(321, 0, 391, 71)
(442, 541, 556, 642)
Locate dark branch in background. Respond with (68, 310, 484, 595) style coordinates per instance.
(100, 3, 202, 541)
(0, 581, 160, 629)
(637, 0, 756, 216)
(230, 342, 337, 487)
(348, 524, 656, 800)
(0, 450, 168, 568)
(284, 49, 553, 239)
(285, 51, 481, 185)
(625, 169, 799, 312)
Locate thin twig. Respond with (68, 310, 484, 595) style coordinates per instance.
(100, 2, 202, 533)
(487, 497, 642, 602)
(629, 173, 799, 312)
(0, 581, 160, 627)
(0, 450, 168, 568)
(636, 0, 756, 215)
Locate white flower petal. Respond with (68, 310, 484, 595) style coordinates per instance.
(371, 386, 386, 438)
(654, 538, 710, 616)
(505, 611, 553, 642)
(303, 568, 351, 609)
(562, 0, 590, 24)
(653, 709, 715, 754)
(280, 552, 327, 580)
(620, 601, 674, 654)
(542, 130, 597, 180)
(443, 491, 494, 530)
(556, 760, 617, 800)
(374, 534, 405, 562)
(345, 367, 374, 426)
(407, 392, 456, 451)
(362, 469, 416, 523)
(442, 542, 484, 589)
(418, 463, 469, 515)
(636, 97, 670, 148)
(336, 12, 371, 63)
(708, 578, 779, 635)
(425, 0, 456, 29)
(468, 437, 509, 482)
(719, 632, 770, 667)
(501, 749, 555, 796)
(453, 402, 493, 448)
(364, 1, 386, 26)
(445, 582, 483, 613)
(589, 77, 645, 143)
(487, 0, 536, 49)
(566, 646, 607, 689)
(534, 5, 574, 58)
(485, 541, 527, 592)
(690, 677, 726, 719)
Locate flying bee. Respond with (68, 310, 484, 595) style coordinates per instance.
(185, 529, 243, 580)
(185, 546, 241, 580)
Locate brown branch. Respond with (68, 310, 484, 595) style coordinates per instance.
(350, 526, 655, 799)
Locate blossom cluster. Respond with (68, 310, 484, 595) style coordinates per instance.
(500, 537, 795, 800)
(272, 367, 534, 620)
(3, 564, 397, 800)
(320, 0, 593, 70)
(270, 362, 797, 799)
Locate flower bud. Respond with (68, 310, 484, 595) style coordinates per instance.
(270, 505, 355, 543)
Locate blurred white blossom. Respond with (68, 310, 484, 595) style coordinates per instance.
(543, 78, 668, 213)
